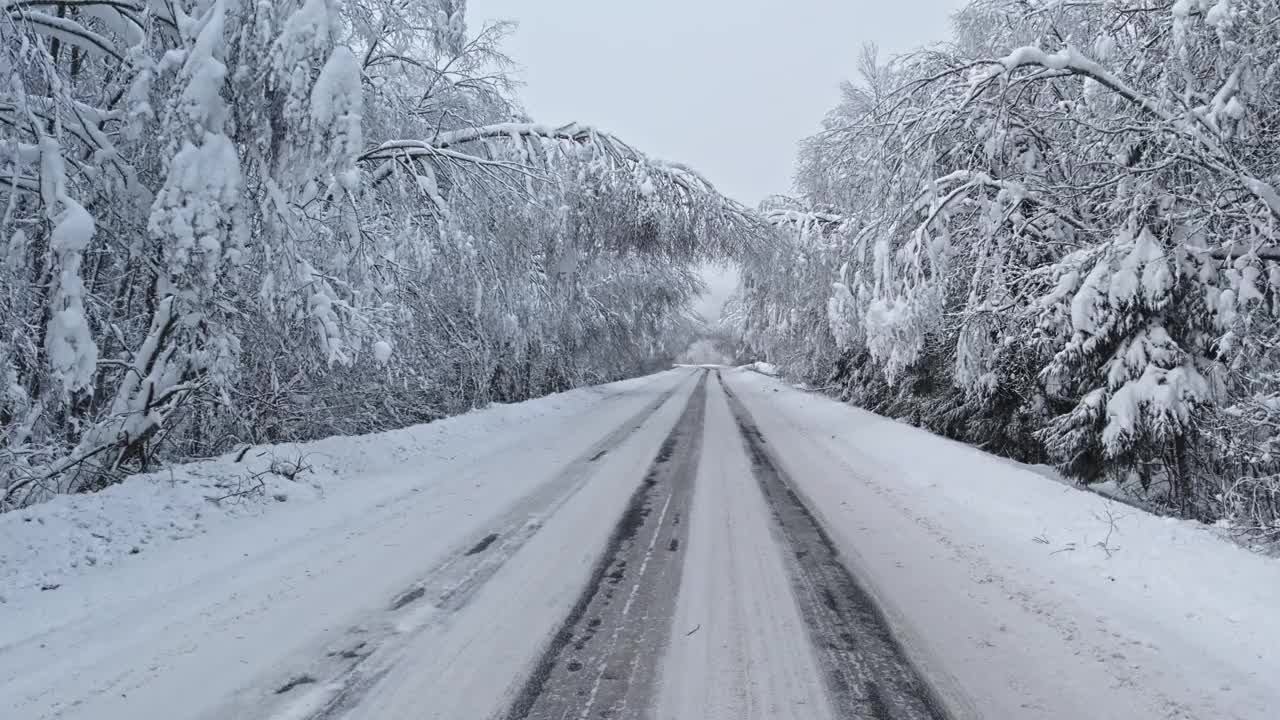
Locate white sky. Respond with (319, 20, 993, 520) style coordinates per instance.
(467, 0, 961, 321)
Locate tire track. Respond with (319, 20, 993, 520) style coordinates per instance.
(505, 371, 708, 720)
(261, 371, 700, 720)
(718, 372, 950, 720)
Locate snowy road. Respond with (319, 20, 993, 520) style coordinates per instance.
(4, 367, 1279, 719)
(509, 371, 941, 720)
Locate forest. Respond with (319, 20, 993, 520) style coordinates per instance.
(4, 0, 1279, 538)
(0, 0, 758, 509)
(731, 0, 1280, 532)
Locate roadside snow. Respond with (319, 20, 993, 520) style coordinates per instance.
(726, 369, 1280, 720)
(738, 361, 779, 376)
(0, 371, 674, 602)
(0, 370, 695, 720)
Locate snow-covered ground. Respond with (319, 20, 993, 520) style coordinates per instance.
(0, 370, 655, 599)
(3, 366, 1277, 720)
(726, 368, 1280, 720)
(0, 369, 698, 720)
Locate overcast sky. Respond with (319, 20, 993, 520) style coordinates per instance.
(467, 0, 960, 320)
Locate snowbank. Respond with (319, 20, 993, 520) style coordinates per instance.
(0, 371, 679, 601)
(737, 361, 779, 376)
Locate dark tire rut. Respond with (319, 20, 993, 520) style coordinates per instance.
(273, 372, 697, 720)
(505, 371, 708, 720)
(718, 372, 951, 720)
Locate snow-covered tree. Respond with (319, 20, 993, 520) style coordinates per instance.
(0, 0, 758, 509)
(736, 0, 1280, 526)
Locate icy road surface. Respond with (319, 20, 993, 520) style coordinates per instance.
(2, 367, 1278, 719)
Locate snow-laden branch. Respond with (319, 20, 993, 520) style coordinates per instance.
(5, 8, 124, 60)
(361, 120, 763, 246)
(765, 209, 844, 226)
(974, 45, 1280, 223)
(1210, 246, 1280, 262)
(435, 122, 603, 152)
(764, 209, 846, 240)
(1, 0, 165, 31)
(364, 121, 738, 202)
(361, 122, 606, 164)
